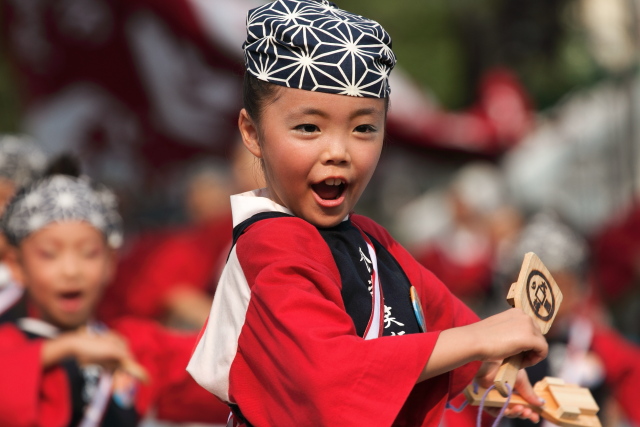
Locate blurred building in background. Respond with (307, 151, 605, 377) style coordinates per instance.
(0, 0, 536, 227)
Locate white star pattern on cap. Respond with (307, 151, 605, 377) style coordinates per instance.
(244, 0, 396, 98)
(28, 214, 46, 233)
(1, 175, 123, 248)
(55, 192, 77, 209)
(24, 192, 43, 209)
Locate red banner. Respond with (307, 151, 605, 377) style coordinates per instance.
(1, 0, 532, 182)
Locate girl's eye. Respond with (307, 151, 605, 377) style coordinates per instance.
(81, 246, 103, 259)
(294, 124, 319, 134)
(83, 250, 100, 259)
(354, 124, 377, 133)
(38, 250, 57, 260)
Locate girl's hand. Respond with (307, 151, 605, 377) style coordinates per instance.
(68, 329, 131, 366)
(70, 329, 149, 382)
(471, 308, 548, 366)
(43, 329, 149, 382)
(419, 308, 547, 383)
(475, 362, 545, 423)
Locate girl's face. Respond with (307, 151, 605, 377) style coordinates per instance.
(17, 221, 114, 330)
(240, 87, 386, 228)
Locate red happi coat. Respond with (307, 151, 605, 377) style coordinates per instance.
(99, 212, 233, 322)
(188, 190, 481, 427)
(591, 327, 640, 425)
(0, 316, 229, 427)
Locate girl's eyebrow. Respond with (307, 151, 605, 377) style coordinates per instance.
(293, 107, 329, 118)
(349, 108, 382, 119)
(293, 107, 382, 119)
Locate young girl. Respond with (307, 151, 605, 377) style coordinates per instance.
(0, 134, 47, 316)
(188, 1, 548, 425)
(0, 172, 229, 426)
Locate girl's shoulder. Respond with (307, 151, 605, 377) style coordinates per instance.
(350, 214, 395, 246)
(241, 213, 319, 239)
(238, 214, 330, 254)
(0, 322, 35, 352)
(241, 213, 390, 246)
(234, 215, 340, 272)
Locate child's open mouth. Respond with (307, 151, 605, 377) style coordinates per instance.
(311, 178, 347, 201)
(58, 290, 84, 312)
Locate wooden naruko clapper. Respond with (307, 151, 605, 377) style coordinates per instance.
(464, 252, 602, 427)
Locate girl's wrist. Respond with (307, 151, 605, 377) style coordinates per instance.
(41, 333, 76, 368)
(453, 324, 486, 362)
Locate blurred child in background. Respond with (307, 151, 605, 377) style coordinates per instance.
(0, 161, 229, 427)
(400, 161, 523, 315)
(0, 134, 47, 316)
(99, 140, 264, 329)
(503, 212, 640, 427)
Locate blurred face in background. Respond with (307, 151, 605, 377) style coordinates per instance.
(185, 173, 231, 224)
(15, 221, 114, 330)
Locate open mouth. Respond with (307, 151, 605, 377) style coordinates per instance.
(60, 291, 82, 300)
(311, 178, 347, 200)
(58, 290, 84, 312)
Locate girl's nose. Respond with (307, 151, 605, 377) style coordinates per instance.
(61, 253, 80, 278)
(320, 137, 351, 165)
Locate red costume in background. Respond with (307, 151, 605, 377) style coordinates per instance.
(99, 212, 232, 322)
(591, 327, 640, 425)
(0, 316, 229, 427)
(414, 242, 493, 302)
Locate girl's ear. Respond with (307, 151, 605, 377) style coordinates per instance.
(4, 246, 25, 286)
(238, 109, 262, 159)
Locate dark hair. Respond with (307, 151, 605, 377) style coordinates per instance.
(242, 72, 390, 125)
(43, 153, 82, 178)
(243, 73, 282, 125)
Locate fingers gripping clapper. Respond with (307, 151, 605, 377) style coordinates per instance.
(464, 253, 601, 427)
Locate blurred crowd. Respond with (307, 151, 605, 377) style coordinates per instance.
(1, 0, 640, 426)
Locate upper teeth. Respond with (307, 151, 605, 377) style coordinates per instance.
(325, 178, 343, 186)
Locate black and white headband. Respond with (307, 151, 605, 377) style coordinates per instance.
(1, 175, 123, 249)
(0, 134, 47, 188)
(244, 0, 396, 98)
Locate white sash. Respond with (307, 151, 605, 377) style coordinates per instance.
(0, 282, 23, 315)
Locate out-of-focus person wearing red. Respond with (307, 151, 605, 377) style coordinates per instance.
(409, 162, 523, 312)
(99, 143, 264, 329)
(501, 212, 640, 427)
(592, 205, 640, 341)
(0, 134, 47, 317)
(0, 163, 229, 426)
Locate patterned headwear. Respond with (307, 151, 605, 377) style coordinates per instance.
(1, 175, 123, 249)
(0, 134, 47, 188)
(243, 0, 396, 98)
(508, 212, 588, 276)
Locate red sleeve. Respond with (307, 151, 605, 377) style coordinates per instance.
(112, 318, 229, 424)
(0, 325, 71, 427)
(121, 215, 233, 320)
(227, 217, 469, 427)
(591, 327, 640, 425)
(414, 244, 492, 301)
(98, 230, 174, 322)
(122, 232, 212, 319)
